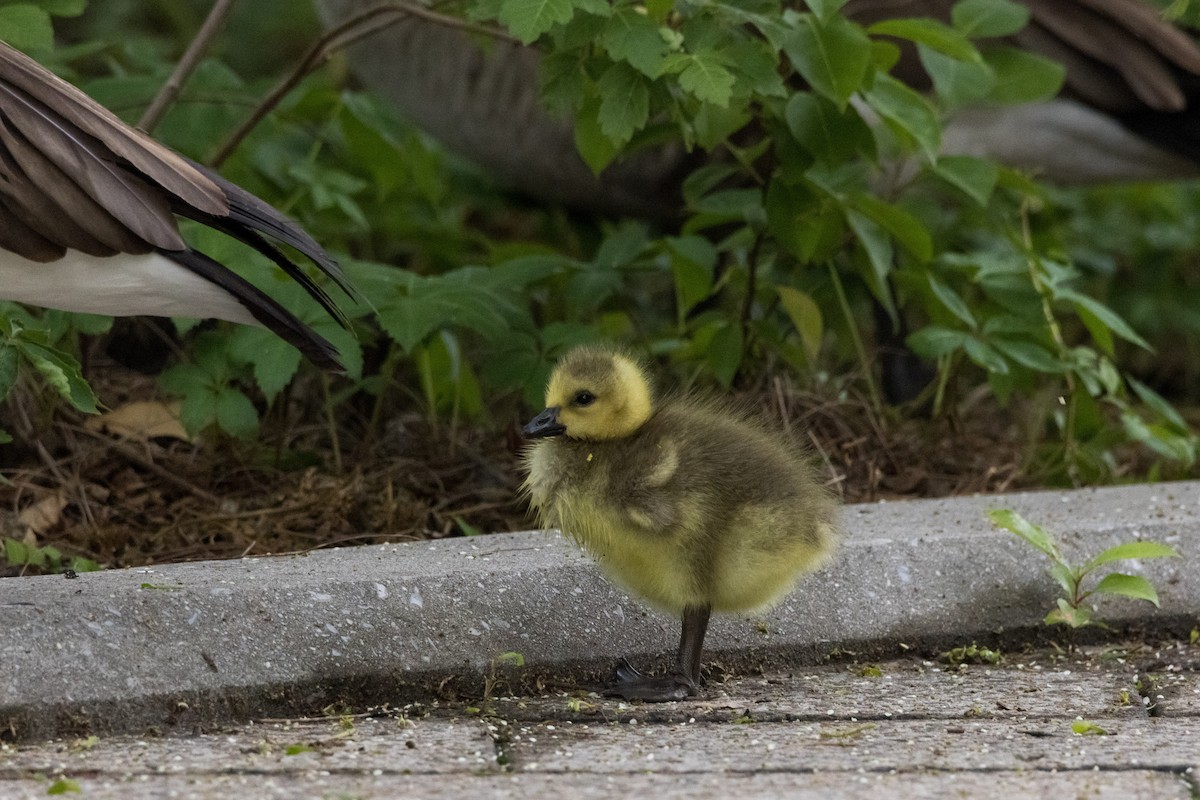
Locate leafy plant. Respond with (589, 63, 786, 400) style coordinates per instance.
(0, 313, 101, 444)
(3, 536, 101, 576)
(987, 509, 1180, 629)
(0, 0, 1196, 496)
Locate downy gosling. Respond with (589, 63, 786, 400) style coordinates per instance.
(522, 345, 839, 702)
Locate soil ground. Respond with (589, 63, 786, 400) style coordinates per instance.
(0, 353, 1192, 575)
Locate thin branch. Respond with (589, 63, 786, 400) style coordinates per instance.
(139, 0, 239, 133)
(209, 1, 518, 168)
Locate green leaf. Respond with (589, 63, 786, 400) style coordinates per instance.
(228, 328, 302, 404)
(668, 236, 716, 316)
(603, 7, 670, 77)
(863, 73, 941, 162)
(983, 47, 1065, 105)
(540, 50, 588, 115)
(691, 101, 752, 149)
(919, 46, 996, 107)
(927, 274, 976, 328)
(989, 338, 1061, 372)
(594, 222, 649, 269)
(455, 516, 485, 537)
(765, 180, 844, 262)
(0, 346, 17, 401)
(987, 509, 1063, 561)
(1048, 562, 1076, 596)
(1058, 289, 1152, 353)
(215, 388, 259, 439)
(933, 155, 998, 206)
(1128, 377, 1191, 432)
(963, 336, 1007, 374)
(574, 93, 621, 174)
(845, 208, 896, 316)
(37, 0, 88, 17)
(5, 537, 27, 566)
(777, 286, 824, 363)
(1092, 573, 1161, 607)
(1071, 720, 1109, 736)
(46, 777, 82, 795)
(1086, 541, 1179, 570)
(951, 0, 1029, 38)
(803, 0, 850, 24)
(377, 273, 517, 353)
(725, 39, 787, 98)
(1045, 597, 1092, 628)
(672, 50, 736, 107)
(867, 18, 979, 62)
(17, 342, 99, 414)
(596, 63, 650, 146)
(174, 385, 218, 436)
(850, 194, 932, 262)
(784, 13, 873, 109)
(495, 651, 526, 667)
(1120, 411, 1196, 466)
(0, 4, 54, 51)
(707, 323, 743, 388)
(499, 0, 575, 43)
(906, 325, 969, 359)
(785, 93, 874, 163)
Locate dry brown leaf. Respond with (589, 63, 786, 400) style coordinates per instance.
(86, 400, 190, 441)
(18, 492, 67, 535)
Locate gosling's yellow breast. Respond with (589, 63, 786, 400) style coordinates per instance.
(524, 399, 839, 614)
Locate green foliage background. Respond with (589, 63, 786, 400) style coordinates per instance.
(1, 0, 1199, 487)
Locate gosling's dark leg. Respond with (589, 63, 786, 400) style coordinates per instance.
(604, 604, 712, 702)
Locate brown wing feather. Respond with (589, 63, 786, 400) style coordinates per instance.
(0, 43, 226, 217)
(0, 114, 131, 257)
(0, 85, 178, 253)
(1024, 0, 1191, 111)
(0, 189, 64, 261)
(1076, 0, 1200, 73)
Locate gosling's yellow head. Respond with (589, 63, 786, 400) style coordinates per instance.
(523, 346, 653, 441)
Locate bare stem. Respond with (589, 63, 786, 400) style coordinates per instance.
(208, 0, 518, 167)
(139, 0, 239, 133)
(828, 261, 885, 417)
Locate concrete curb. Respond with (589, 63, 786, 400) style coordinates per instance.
(2, 481, 1198, 740)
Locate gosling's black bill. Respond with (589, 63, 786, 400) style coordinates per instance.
(523, 407, 565, 439)
(0, 42, 353, 371)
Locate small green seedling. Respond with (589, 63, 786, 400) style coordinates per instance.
(1071, 720, 1109, 736)
(47, 778, 81, 795)
(988, 509, 1179, 629)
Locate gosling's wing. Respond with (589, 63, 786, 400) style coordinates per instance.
(0, 42, 351, 370)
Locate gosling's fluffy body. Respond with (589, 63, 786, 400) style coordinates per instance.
(523, 346, 839, 616)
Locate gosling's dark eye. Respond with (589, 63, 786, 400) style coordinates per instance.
(573, 390, 596, 407)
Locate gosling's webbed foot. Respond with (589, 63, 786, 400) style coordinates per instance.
(602, 658, 698, 702)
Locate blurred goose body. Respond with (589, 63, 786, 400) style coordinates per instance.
(0, 42, 350, 369)
(522, 345, 839, 701)
(316, 0, 1200, 215)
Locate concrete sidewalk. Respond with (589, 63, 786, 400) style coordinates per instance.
(1, 641, 1197, 798)
(1, 481, 1198, 796)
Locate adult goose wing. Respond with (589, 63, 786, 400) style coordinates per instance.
(0, 42, 351, 370)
